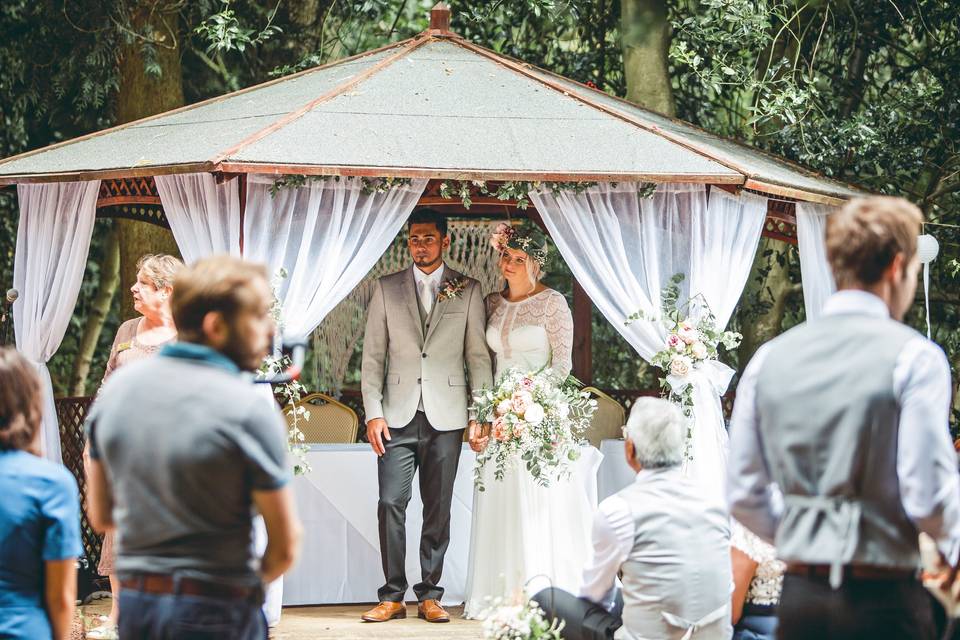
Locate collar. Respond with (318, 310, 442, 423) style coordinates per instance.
(821, 290, 890, 320)
(413, 263, 445, 285)
(633, 466, 681, 484)
(160, 342, 240, 374)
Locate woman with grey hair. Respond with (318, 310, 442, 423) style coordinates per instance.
(87, 253, 182, 639)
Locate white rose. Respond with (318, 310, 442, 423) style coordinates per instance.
(691, 340, 708, 359)
(496, 399, 513, 416)
(524, 403, 545, 425)
(670, 355, 692, 377)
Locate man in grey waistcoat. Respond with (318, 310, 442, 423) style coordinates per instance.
(360, 209, 492, 623)
(728, 196, 960, 639)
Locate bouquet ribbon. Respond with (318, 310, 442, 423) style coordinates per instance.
(665, 359, 735, 397)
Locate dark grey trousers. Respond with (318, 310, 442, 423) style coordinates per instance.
(377, 411, 463, 602)
(533, 587, 624, 640)
(777, 574, 936, 640)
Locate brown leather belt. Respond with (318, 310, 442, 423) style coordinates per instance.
(120, 573, 258, 600)
(786, 563, 918, 581)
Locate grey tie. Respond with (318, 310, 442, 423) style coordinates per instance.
(419, 279, 434, 314)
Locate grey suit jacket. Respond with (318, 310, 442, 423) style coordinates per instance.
(361, 265, 493, 431)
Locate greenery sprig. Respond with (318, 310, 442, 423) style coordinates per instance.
(269, 175, 412, 198)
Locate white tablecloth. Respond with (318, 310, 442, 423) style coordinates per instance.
(597, 438, 636, 501)
(283, 443, 602, 606)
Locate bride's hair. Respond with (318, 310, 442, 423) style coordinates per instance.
(523, 253, 544, 289)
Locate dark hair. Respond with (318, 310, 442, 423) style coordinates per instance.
(407, 208, 448, 236)
(0, 348, 43, 453)
(826, 196, 923, 287)
(171, 256, 270, 343)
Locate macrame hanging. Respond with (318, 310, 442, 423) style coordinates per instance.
(312, 219, 507, 396)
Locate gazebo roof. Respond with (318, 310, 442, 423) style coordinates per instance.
(0, 11, 861, 205)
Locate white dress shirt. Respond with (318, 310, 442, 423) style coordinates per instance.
(413, 263, 445, 315)
(727, 289, 960, 563)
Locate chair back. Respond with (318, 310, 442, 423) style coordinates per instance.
(581, 387, 626, 448)
(290, 393, 359, 444)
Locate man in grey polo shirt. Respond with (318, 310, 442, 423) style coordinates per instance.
(86, 256, 301, 640)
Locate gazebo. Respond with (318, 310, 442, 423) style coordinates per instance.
(0, 2, 854, 606)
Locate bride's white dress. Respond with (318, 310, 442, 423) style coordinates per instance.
(464, 289, 596, 618)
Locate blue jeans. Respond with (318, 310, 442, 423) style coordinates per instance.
(118, 588, 267, 640)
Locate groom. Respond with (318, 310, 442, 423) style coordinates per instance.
(360, 209, 492, 623)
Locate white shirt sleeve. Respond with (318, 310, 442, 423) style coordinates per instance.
(579, 495, 634, 610)
(894, 337, 960, 564)
(726, 345, 781, 544)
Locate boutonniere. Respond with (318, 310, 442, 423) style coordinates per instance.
(116, 341, 132, 353)
(437, 277, 467, 302)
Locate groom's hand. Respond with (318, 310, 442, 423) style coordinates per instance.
(366, 418, 391, 456)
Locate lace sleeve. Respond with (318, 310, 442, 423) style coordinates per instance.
(485, 292, 502, 317)
(543, 291, 573, 378)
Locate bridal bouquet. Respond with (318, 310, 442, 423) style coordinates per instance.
(482, 600, 564, 640)
(472, 368, 596, 491)
(627, 273, 741, 459)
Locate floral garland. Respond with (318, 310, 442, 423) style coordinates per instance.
(269, 175, 413, 197)
(626, 273, 741, 460)
(490, 222, 548, 266)
(438, 179, 657, 210)
(259, 268, 311, 475)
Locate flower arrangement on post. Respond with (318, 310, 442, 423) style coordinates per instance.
(471, 368, 596, 491)
(259, 268, 311, 475)
(481, 599, 564, 640)
(627, 273, 741, 460)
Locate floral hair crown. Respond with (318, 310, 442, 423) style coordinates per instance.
(490, 222, 549, 267)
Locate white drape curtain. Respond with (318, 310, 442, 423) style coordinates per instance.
(530, 183, 767, 500)
(13, 180, 100, 463)
(155, 173, 241, 263)
(796, 202, 837, 321)
(243, 176, 428, 337)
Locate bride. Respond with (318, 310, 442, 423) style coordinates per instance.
(464, 222, 596, 618)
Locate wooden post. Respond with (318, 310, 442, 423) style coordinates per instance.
(572, 278, 593, 385)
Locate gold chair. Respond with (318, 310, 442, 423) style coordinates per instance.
(581, 387, 626, 448)
(288, 392, 359, 444)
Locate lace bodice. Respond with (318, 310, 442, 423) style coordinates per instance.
(731, 520, 785, 606)
(485, 289, 573, 380)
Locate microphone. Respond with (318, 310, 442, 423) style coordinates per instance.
(5, 289, 17, 304)
(255, 334, 309, 385)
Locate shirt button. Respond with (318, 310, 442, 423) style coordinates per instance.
(422, 353, 427, 358)
(417, 378, 422, 384)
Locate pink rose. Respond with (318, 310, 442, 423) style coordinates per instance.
(492, 417, 507, 441)
(667, 334, 683, 351)
(511, 391, 532, 416)
(678, 326, 698, 345)
(691, 340, 708, 360)
(512, 421, 526, 436)
(496, 399, 513, 416)
(520, 377, 535, 391)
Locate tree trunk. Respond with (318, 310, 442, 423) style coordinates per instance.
(69, 225, 120, 395)
(620, 0, 675, 115)
(737, 238, 799, 368)
(115, 2, 186, 319)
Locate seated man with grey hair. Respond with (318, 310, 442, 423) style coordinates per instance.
(534, 397, 732, 640)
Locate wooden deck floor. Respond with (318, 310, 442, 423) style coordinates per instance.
(80, 599, 484, 639)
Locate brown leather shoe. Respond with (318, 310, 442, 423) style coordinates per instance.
(417, 599, 450, 623)
(361, 601, 406, 622)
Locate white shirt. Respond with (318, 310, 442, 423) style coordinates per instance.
(580, 492, 634, 610)
(727, 289, 960, 563)
(413, 263, 445, 314)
